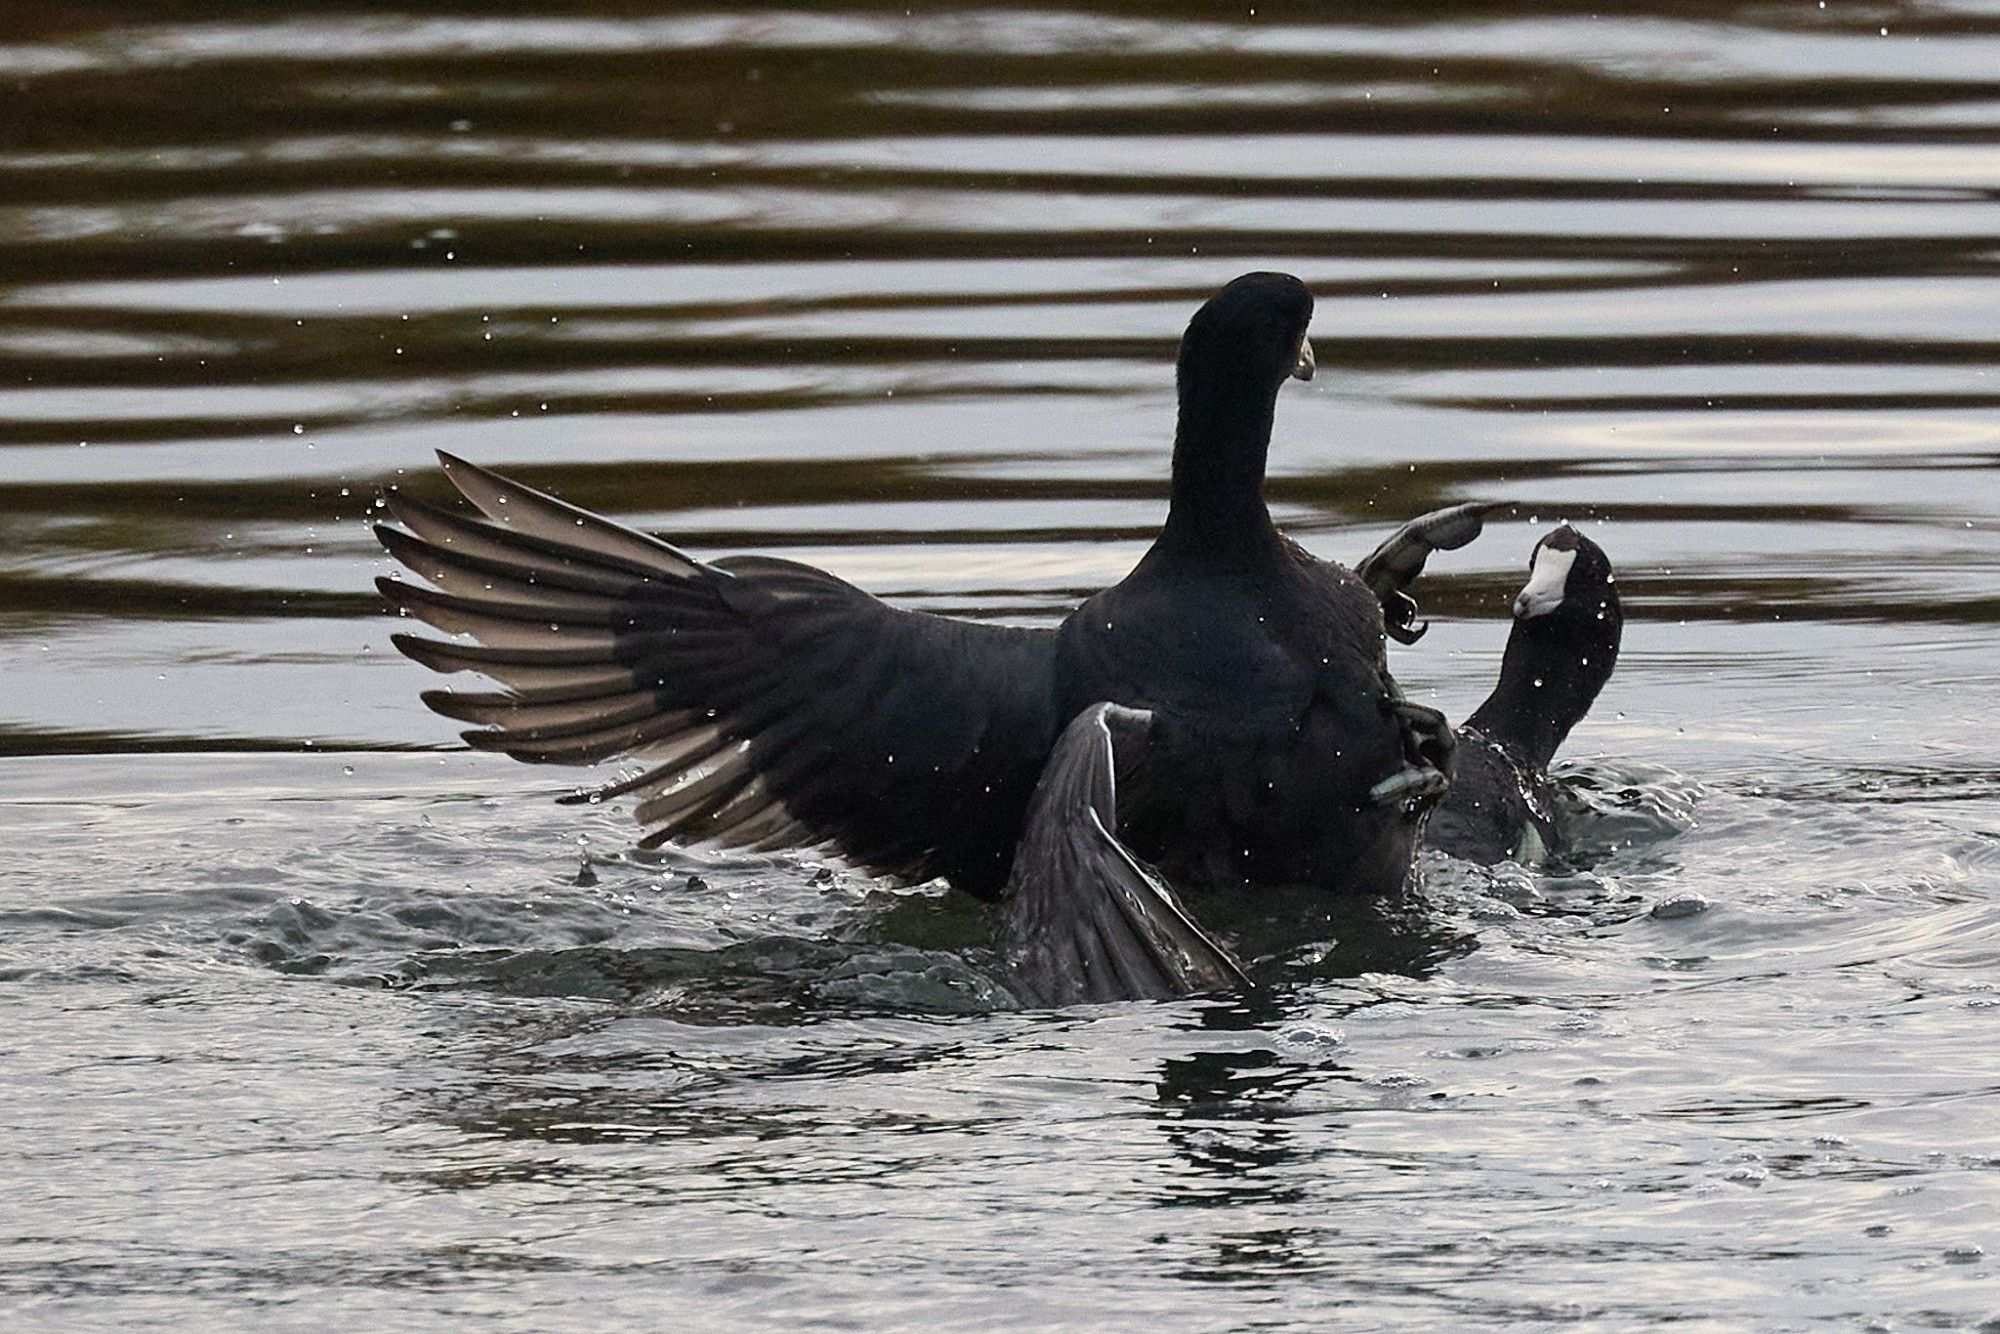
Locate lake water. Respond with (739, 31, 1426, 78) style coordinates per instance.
(3, 3, 1999, 1329)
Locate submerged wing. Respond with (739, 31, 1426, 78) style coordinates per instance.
(999, 703, 1250, 1006)
(376, 452, 1057, 894)
(1354, 501, 1494, 644)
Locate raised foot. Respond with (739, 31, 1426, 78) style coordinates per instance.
(1355, 501, 1498, 644)
(1374, 694, 1456, 814)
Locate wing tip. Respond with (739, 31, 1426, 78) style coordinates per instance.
(420, 687, 491, 723)
(379, 488, 461, 534)
(390, 630, 467, 674)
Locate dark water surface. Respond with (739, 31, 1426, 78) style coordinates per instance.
(4, 3, 2000, 1328)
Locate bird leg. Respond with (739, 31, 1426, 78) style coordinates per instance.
(1369, 688, 1457, 812)
(1355, 501, 1496, 645)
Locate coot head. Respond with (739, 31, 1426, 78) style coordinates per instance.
(1514, 524, 1618, 636)
(1468, 524, 1622, 766)
(1177, 271, 1316, 393)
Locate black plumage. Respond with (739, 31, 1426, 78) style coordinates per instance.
(380, 465, 1055, 895)
(999, 704, 1249, 1005)
(1427, 525, 1623, 864)
(376, 272, 1438, 913)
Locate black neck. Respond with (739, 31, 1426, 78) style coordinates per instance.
(1157, 368, 1283, 560)
(1467, 629, 1604, 770)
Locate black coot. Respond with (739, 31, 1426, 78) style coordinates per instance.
(377, 272, 1451, 1000)
(994, 517, 1622, 1001)
(1427, 524, 1623, 864)
(995, 505, 1488, 1005)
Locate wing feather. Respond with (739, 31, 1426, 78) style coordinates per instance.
(421, 687, 666, 736)
(437, 451, 714, 579)
(377, 452, 1057, 895)
(999, 703, 1251, 1005)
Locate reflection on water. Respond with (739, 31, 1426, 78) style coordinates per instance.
(3, 3, 1999, 1329)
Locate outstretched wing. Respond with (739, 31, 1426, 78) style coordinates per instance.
(376, 452, 1058, 895)
(999, 703, 1251, 1006)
